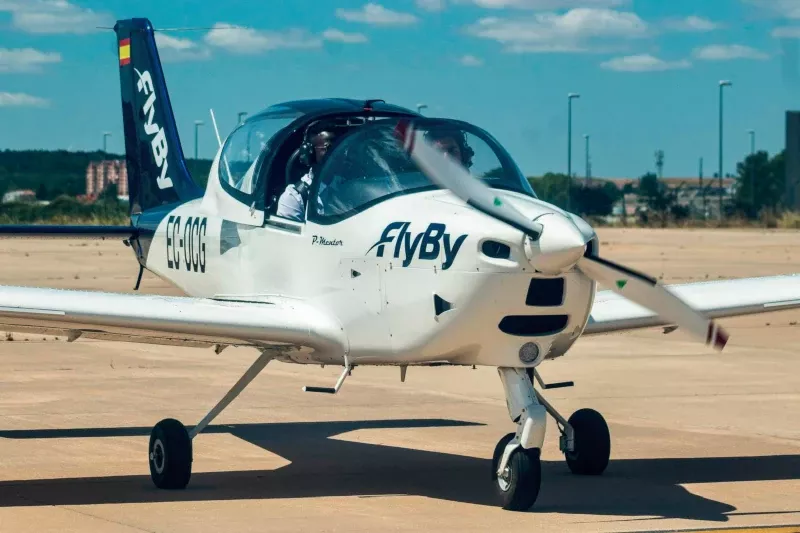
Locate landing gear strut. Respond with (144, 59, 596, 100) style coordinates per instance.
(493, 368, 611, 511)
(147, 350, 275, 490)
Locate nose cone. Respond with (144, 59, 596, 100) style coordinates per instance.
(525, 213, 587, 275)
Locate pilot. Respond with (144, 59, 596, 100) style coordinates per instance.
(424, 126, 474, 169)
(276, 128, 336, 222)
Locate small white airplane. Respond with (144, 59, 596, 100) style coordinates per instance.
(1, 17, 799, 511)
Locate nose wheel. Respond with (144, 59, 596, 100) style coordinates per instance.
(491, 432, 542, 511)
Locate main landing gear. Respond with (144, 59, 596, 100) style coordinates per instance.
(147, 350, 276, 490)
(146, 351, 354, 491)
(491, 368, 610, 511)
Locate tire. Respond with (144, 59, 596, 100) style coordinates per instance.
(491, 432, 542, 511)
(564, 408, 610, 476)
(149, 418, 192, 489)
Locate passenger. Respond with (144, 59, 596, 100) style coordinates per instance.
(425, 127, 474, 169)
(276, 129, 336, 222)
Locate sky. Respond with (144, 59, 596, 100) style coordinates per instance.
(1, 0, 800, 179)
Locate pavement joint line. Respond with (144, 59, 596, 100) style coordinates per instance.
(11, 492, 157, 533)
(632, 525, 800, 533)
(61, 505, 159, 533)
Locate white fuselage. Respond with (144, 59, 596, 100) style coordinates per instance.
(142, 188, 598, 369)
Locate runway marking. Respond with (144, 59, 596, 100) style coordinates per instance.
(643, 526, 800, 533)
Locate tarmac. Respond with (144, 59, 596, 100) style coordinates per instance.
(0, 228, 798, 532)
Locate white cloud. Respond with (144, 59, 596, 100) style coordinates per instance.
(601, 54, 691, 71)
(460, 54, 484, 66)
(205, 23, 323, 54)
(744, 0, 800, 19)
(422, 0, 630, 10)
(466, 8, 647, 53)
(693, 44, 769, 61)
(663, 15, 719, 32)
(0, 47, 61, 73)
(336, 3, 418, 25)
(154, 34, 212, 62)
(0, 0, 113, 34)
(773, 26, 800, 38)
(322, 28, 369, 43)
(466, 0, 628, 8)
(417, 0, 446, 11)
(0, 91, 49, 107)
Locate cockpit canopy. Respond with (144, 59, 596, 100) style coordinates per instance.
(218, 106, 304, 197)
(308, 118, 536, 224)
(208, 102, 535, 226)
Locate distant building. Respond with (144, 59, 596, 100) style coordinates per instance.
(86, 160, 128, 198)
(581, 176, 736, 220)
(595, 177, 736, 193)
(2, 189, 37, 204)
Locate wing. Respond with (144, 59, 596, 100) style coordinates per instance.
(584, 275, 800, 335)
(0, 285, 346, 358)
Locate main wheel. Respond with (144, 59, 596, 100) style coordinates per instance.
(149, 418, 192, 489)
(564, 408, 610, 476)
(491, 432, 542, 511)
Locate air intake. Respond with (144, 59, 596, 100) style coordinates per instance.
(499, 315, 569, 337)
(525, 278, 565, 307)
(481, 240, 511, 259)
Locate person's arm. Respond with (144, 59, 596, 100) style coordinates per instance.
(275, 186, 304, 222)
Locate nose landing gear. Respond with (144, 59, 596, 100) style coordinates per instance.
(493, 368, 610, 511)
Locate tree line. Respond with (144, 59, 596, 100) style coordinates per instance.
(0, 150, 213, 223)
(0, 148, 790, 224)
(0, 150, 212, 201)
(527, 149, 788, 224)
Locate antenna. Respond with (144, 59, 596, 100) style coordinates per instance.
(209, 108, 233, 183)
(209, 108, 223, 148)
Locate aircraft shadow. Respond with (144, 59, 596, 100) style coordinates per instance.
(0, 420, 798, 521)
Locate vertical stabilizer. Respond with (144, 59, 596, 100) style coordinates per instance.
(114, 18, 203, 214)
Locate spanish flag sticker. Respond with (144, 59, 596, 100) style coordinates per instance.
(119, 38, 131, 66)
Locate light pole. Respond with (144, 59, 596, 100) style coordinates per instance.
(718, 80, 732, 219)
(417, 103, 428, 115)
(237, 112, 248, 125)
(748, 129, 755, 155)
(194, 120, 204, 160)
(102, 132, 112, 155)
(583, 134, 591, 185)
(567, 93, 580, 211)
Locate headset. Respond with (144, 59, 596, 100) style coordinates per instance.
(424, 126, 475, 169)
(299, 120, 335, 167)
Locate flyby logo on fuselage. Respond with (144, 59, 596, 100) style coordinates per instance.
(135, 68, 173, 190)
(367, 222, 467, 270)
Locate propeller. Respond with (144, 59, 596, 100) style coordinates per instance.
(393, 121, 543, 241)
(393, 120, 729, 352)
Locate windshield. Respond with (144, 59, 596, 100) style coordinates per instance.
(309, 118, 535, 223)
(219, 111, 302, 195)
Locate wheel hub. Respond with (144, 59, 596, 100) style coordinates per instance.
(151, 439, 165, 474)
(497, 465, 511, 492)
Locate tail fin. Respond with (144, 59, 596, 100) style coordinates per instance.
(114, 18, 203, 215)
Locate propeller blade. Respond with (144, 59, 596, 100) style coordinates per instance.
(393, 120, 543, 240)
(577, 255, 729, 351)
